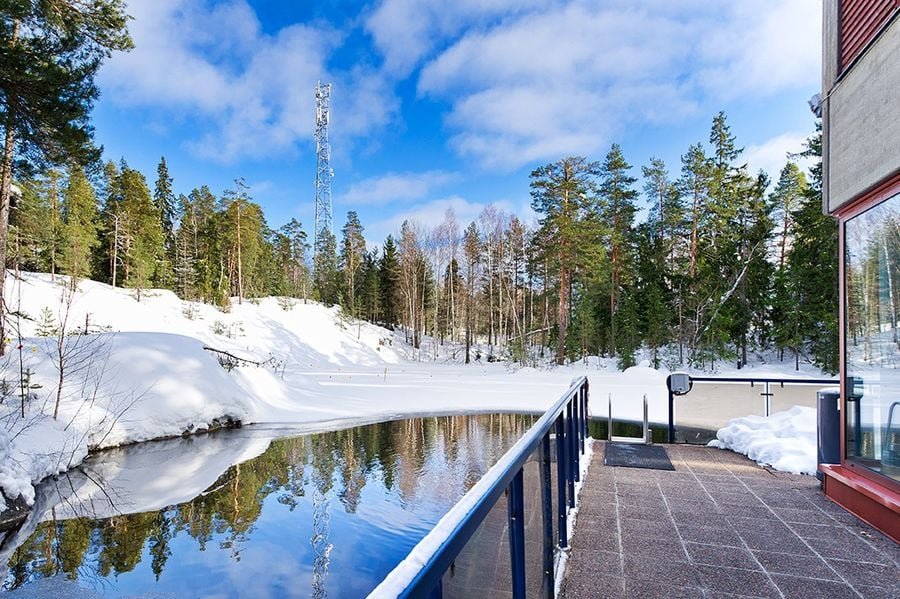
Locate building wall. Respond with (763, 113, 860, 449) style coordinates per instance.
(824, 6, 900, 213)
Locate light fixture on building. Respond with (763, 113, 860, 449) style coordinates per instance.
(808, 93, 823, 118)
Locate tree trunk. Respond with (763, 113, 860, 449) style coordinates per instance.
(0, 23, 20, 355)
(236, 203, 243, 304)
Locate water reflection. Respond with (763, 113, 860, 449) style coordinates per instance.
(2, 414, 536, 597)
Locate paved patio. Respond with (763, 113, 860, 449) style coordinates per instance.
(562, 442, 900, 599)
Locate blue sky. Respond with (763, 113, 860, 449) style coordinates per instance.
(92, 0, 822, 246)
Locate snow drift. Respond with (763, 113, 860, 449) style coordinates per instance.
(708, 406, 818, 475)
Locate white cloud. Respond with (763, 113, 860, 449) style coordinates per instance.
(697, 2, 822, 99)
(744, 132, 813, 184)
(364, 0, 548, 76)
(102, 0, 396, 163)
(409, 0, 821, 170)
(338, 170, 456, 206)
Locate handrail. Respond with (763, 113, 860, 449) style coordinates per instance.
(666, 374, 839, 443)
(369, 376, 590, 599)
(688, 376, 839, 385)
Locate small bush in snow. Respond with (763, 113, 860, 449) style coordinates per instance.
(211, 320, 244, 339)
(216, 353, 239, 372)
(211, 320, 227, 336)
(182, 302, 199, 320)
(35, 307, 59, 337)
(277, 297, 296, 311)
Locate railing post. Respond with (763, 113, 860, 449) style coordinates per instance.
(555, 415, 567, 548)
(508, 468, 526, 599)
(567, 402, 577, 503)
(582, 384, 588, 448)
(578, 387, 585, 454)
(667, 375, 675, 444)
(540, 434, 554, 598)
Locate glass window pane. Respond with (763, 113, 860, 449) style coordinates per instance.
(845, 191, 900, 482)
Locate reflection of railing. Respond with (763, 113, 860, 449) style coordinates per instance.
(666, 375, 839, 444)
(370, 377, 590, 599)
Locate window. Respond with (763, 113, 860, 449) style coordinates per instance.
(845, 191, 900, 482)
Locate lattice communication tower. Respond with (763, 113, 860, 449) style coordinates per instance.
(314, 81, 333, 256)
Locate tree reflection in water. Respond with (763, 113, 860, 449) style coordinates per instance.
(3, 413, 535, 597)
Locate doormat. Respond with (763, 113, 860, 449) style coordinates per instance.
(604, 442, 675, 471)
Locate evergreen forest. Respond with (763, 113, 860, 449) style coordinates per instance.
(8, 114, 838, 373)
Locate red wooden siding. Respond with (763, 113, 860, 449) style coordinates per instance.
(839, 0, 899, 69)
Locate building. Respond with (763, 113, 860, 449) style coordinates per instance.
(820, 0, 900, 541)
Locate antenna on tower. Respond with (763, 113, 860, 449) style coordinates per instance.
(314, 80, 333, 258)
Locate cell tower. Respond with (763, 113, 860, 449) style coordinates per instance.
(314, 81, 333, 257)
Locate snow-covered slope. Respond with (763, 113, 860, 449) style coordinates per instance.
(1, 272, 406, 509)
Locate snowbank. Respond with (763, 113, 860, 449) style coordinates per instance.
(707, 406, 817, 475)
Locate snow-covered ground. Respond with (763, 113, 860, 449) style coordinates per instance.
(0, 272, 829, 511)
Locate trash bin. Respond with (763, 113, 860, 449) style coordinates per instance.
(817, 388, 841, 481)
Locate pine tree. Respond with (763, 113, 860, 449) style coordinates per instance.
(173, 194, 197, 299)
(599, 144, 638, 357)
(61, 164, 99, 283)
(220, 178, 264, 304)
(786, 124, 838, 372)
(119, 165, 164, 300)
(340, 211, 367, 317)
(359, 249, 381, 321)
(153, 156, 176, 288)
(280, 219, 310, 299)
(37, 169, 66, 278)
(97, 161, 122, 285)
(379, 235, 400, 326)
(462, 222, 481, 364)
(7, 178, 50, 273)
(530, 157, 600, 365)
(313, 228, 340, 306)
(0, 0, 132, 351)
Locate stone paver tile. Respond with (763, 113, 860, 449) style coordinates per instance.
(562, 574, 625, 599)
(738, 529, 812, 555)
(755, 493, 810, 509)
(771, 574, 859, 599)
(728, 517, 792, 535)
(566, 548, 622, 578)
(620, 536, 687, 560)
(570, 525, 620, 553)
(619, 504, 670, 522)
(669, 509, 730, 529)
(804, 535, 888, 562)
(684, 541, 761, 570)
(751, 551, 839, 581)
(617, 493, 667, 508)
(785, 521, 850, 540)
(714, 491, 765, 507)
(622, 579, 704, 599)
(623, 554, 700, 588)
(677, 523, 744, 547)
(719, 504, 774, 519)
(827, 558, 900, 591)
(772, 506, 832, 524)
(856, 584, 898, 599)
(620, 517, 675, 537)
(694, 564, 781, 598)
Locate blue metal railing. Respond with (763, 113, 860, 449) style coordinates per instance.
(370, 377, 591, 599)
